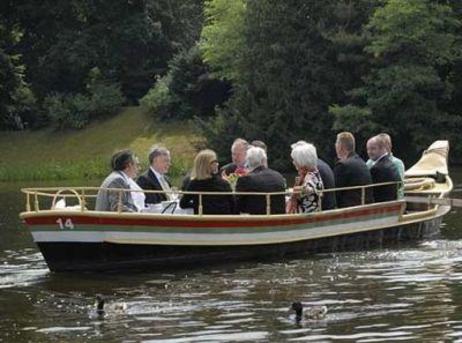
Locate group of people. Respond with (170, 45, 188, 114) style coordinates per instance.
(95, 131, 404, 215)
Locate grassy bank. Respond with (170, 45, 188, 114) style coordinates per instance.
(0, 107, 203, 181)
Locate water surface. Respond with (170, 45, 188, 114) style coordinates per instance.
(1, 175, 462, 342)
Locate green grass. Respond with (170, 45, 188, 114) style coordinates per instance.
(0, 107, 203, 181)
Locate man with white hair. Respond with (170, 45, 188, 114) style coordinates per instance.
(235, 146, 286, 214)
(221, 138, 249, 176)
(137, 146, 173, 205)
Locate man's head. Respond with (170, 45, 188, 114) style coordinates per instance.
(231, 138, 249, 167)
(335, 132, 355, 160)
(251, 140, 267, 152)
(148, 146, 171, 174)
(246, 146, 267, 171)
(377, 133, 392, 153)
(111, 149, 139, 179)
(367, 135, 387, 161)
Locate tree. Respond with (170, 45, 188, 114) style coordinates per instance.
(0, 22, 36, 129)
(200, 0, 374, 169)
(331, 0, 462, 160)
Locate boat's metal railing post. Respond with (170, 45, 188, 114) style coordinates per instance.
(117, 189, 123, 213)
(266, 194, 271, 215)
(81, 189, 86, 212)
(199, 193, 203, 216)
(318, 189, 323, 211)
(34, 192, 39, 212)
(361, 186, 365, 205)
(26, 192, 31, 212)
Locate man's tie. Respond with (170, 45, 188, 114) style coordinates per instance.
(159, 175, 173, 200)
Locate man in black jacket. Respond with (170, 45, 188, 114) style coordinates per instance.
(235, 147, 286, 214)
(334, 132, 374, 208)
(367, 136, 401, 202)
(136, 146, 173, 205)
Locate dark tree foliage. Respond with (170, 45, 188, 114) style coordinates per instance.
(0, 21, 37, 129)
(331, 0, 462, 161)
(201, 0, 377, 169)
(2, 0, 203, 103)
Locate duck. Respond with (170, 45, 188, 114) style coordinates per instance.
(290, 301, 328, 323)
(90, 295, 128, 319)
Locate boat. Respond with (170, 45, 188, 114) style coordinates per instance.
(19, 141, 452, 272)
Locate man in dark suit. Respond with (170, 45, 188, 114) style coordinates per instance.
(221, 138, 249, 176)
(236, 147, 286, 214)
(334, 132, 374, 208)
(317, 158, 336, 210)
(137, 146, 173, 205)
(367, 136, 401, 202)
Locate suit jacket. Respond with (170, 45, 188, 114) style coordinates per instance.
(136, 168, 171, 205)
(370, 154, 401, 203)
(235, 166, 286, 214)
(317, 158, 336, 210)
(179, 175, 235, 214)
(220, 162, 238, 176)
(95, 171, 137, 212)
(334, 153, 374, 208)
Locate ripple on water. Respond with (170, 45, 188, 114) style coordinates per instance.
(0, 249, 48, 289)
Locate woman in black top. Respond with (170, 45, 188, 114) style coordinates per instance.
(180, 149, 235, 214)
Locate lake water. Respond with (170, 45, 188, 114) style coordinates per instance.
(1, 174, 462, 342)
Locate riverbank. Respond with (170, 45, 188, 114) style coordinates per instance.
(0, 107, 203, 181)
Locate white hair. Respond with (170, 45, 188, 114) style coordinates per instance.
(246, 146, 267, 170)
(290, 140, 309, 150)
(291, 143, 318, 168)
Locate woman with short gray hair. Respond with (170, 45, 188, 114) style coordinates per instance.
(287, 142, 324, 213)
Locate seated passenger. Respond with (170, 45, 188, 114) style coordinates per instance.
(137, 146, 173, 206)
(291, 140, 336, 210)
(180, 149, 235, 214)
(334, 132, 374, 208)
(221, 138, 249, 177)
(235, 147, 286, 214)
(366, 135, 401, 202)
(287, 143, 324, 213)
(95, 149, 139, 212)
(378, 133, 405, 198)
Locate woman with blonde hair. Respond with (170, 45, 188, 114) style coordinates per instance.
(180, 149, 235, 214)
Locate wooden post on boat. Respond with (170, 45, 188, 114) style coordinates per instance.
(34, 192, 39, 212)
(26, 192, 31, 212)
(81, 189, 86, 212)
(266, 193, 271, 215)
(117, 189, 122, 213)
(199, 193, 203, 216)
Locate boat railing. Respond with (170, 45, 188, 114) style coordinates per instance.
(21, 180, 404, 215)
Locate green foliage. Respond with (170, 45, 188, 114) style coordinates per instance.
(44, 93, 91, 129)
(44, 69, 125, 129)
(0, 23, 37, 129)
(141, 44, 230, 120)
(200, 0, 246, 81)
(140, 75, 177, 120)
(3, 0, 204, 103)
(332, 0, 462, 159)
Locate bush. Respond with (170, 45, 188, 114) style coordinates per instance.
(44, 93, 92, 129)
(140, 74, 177, 119)
(44, 68, 125, 129)
(140, 44, 231, 121)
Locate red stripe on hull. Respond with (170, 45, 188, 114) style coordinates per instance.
(24, 204, 402, 228)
